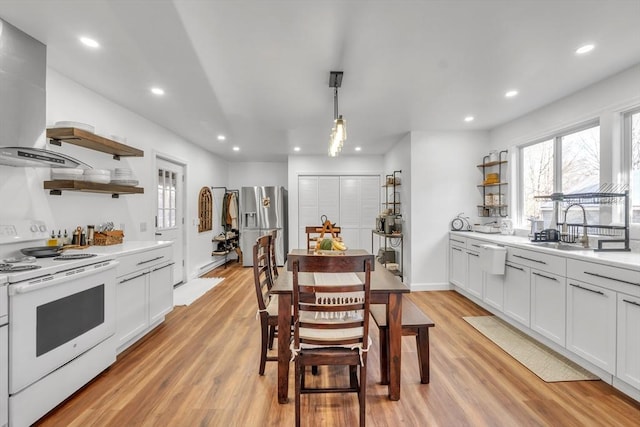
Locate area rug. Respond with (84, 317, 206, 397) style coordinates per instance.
(174, 277, 224, 306)
(463, 316, 599, 382)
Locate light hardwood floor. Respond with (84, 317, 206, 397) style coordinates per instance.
(37, 262, 640, 426)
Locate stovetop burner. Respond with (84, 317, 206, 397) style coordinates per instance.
(53, 253, 98, 261)
(0, 263, 42, 272)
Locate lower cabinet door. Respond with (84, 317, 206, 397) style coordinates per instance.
(531, 270, 566, 346)
(450, 245, 467, 288)
(466, 250, 483, 298)
(484, 272, 505, 311)
(149, 263, 174, 325)
(617, 293, 640, 389)
(566, 280, 616, 374)
(503, 262, 530, 327)
(116, 272, 149, 349)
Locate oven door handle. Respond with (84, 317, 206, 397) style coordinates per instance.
(9, 260, 117, 295)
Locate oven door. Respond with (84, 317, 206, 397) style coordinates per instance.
(8, 260, 117, 394)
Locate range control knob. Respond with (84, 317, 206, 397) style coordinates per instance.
(30, 225, 38, 232)
(39, 225, 47, 232)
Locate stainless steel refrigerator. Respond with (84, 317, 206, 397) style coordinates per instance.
(240, 186, 288, 267)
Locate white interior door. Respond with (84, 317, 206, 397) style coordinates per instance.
(155, 157, 185, 286)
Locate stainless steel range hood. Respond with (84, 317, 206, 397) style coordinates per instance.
(0, 18, 51, 167)
(0, 147, 87, 168)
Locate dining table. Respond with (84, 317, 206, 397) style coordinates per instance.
(271, 249, 410, 403)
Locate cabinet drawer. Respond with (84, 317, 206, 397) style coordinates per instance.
(567, 259, 640, 296)
(506, 246, 566, 275)
(116, 245, 173, 277)
(449, 235, 467, 247)
(466, 238, 486, 251)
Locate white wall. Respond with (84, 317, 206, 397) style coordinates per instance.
(409, 130, 489, 290)
(384, 133, 411, 284)
(228, 161, 288, 190)
(287, 155, 384, 254)
(0, 68, 229, 280)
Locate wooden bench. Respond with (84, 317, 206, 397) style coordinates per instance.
(370, 297, 435, 384)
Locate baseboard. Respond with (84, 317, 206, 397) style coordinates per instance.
(195, 258, 227, 278)
(410, 282, 452, 292)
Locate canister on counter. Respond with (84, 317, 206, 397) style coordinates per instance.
(87, 225, 95, 245)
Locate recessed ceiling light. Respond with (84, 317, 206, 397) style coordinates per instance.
(464, 116, 474, 122)
(217, 135, 226, 141)
(293, 147, 301, 152)
(151, 87, 165, 96)
(354, 146, 362, 151)
(575, 44, 595, 55)
(232, 146, 240, 152)
(505, 90, 518, 98)
(79, 37, 100, 48)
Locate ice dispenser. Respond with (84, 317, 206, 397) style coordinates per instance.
(479, 244, 507, 275)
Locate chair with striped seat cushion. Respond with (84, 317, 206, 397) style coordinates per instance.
(290, 253, 373, 427)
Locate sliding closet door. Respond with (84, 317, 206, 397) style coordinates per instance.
(339, 176, 380, 249)
(297, 175, 379, 250)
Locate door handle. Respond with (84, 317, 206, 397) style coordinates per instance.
(155, 232, 162, 236)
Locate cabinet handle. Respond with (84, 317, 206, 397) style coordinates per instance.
(137, 256, 164, 266)
(513, 254, 546, 264)
(470, 244, 481, 248)
(467, 252, 479, 257)
(584, 271, 639, 286)
(532, 271, 558, 281)
(569, 283, 604, 296)
(622, 299, 640, 307)
(119, 271, 149, 284)
(152, 262, 175, 272)
(451, 239, 465, 244)
(452, 247, 462, 252)
(506, 263, 524, 272)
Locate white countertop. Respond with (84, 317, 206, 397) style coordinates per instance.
(69, 240, 173, 258)
(450, 231, 640, 273)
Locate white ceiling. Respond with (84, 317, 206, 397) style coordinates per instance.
(1, 0, 639, 162)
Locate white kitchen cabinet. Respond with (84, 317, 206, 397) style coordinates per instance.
(503, 261, 530, 326)
(449, 236, 467, 288)
(617, 293, 640, 390)
(530, 269, 566, 346)
(483, 272, 504, 311)
(149, 262, 174, 325)
(116, 245, 174, 354)
(566, 280, 617, 374)
(466, 245, 483, 298)
(116, 270, 148, 348)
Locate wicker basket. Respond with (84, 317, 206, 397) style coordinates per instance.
(93, 230, 124, 246)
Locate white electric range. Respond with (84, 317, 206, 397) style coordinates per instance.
(0, 219, 118, 427)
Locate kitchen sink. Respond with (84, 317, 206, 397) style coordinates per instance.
(527, 242, 593, 251)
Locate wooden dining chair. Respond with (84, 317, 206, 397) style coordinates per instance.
(290, 253, 373, 427)
(252, 234, 278, 375)
(270, 229, 279, 279)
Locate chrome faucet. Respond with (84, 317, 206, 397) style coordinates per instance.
(563, 203, 589, 248)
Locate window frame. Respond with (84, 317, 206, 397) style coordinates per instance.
(623, 107, 640, 225)
(517, 120, 600, 226)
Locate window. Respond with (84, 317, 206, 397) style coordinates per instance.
(625, 109, 640, 223)
(157, 169, 177, 229)
(520, 124, 600, 226)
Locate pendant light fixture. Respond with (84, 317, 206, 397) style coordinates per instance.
(328, 71, 346, 157)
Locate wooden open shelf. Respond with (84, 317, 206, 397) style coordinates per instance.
(47, 127, 144, 160)
(44, 180, 144, 198)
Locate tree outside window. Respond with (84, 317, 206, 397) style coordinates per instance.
(520, 125, 600, 226)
